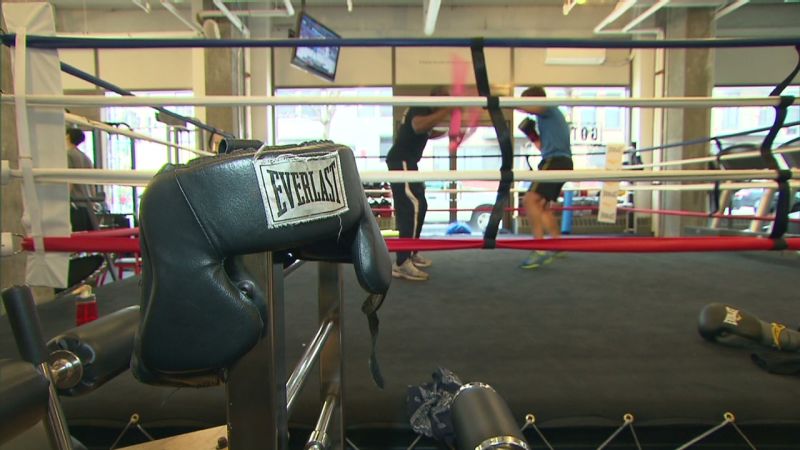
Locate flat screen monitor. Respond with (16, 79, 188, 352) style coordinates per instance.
(291, 13, 341, 82)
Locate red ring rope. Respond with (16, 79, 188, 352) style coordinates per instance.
(72, 227, 140, 238)
(21, 235, 800, 254)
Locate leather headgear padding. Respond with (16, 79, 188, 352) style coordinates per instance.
(132, 143, 391, 387)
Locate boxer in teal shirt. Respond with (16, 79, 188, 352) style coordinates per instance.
(516, 86, 574, 269)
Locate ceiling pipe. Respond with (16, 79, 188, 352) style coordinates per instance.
(593, 0, 637, 34)
(423, 0, 442, 36)
(131, 0, 151, 13)
(212, 0, 250, 38)
(159, 0, 204, 36)
(347, 0, 353, 13)
(622, 0, 670, 33)
(715, 0, 749, 20)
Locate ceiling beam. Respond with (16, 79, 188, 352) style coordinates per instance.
(131, 0, 151, 13)
(160, 0, 204, 35)
(715, 0, 750, 20)
(212, 0, 250, 38)
(594, 0, 637, 34)
(622, 0, 670, 32)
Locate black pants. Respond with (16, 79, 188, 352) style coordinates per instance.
(70, 205, 97, 232)
(386, 159, 427, 265)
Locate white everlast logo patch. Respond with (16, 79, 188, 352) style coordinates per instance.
(254, 152, 348, 228)
(723, 306, 742, 326)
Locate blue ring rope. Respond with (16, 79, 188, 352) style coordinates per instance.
(632, 120, 800, 154)
(60, 62, 230, 138)
(2, 34, 800, 50)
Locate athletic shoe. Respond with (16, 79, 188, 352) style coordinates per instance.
(392, 260, 430, 281)
(519, 251, 555, 269)
(410, 253, 433, 268)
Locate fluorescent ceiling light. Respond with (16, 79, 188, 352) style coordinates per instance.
(423, 0, 442, 36)
(283, 0, 295, 17)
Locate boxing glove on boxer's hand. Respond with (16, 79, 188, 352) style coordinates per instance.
(518, 117, 539, 142)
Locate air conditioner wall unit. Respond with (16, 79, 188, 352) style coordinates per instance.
(545, 48, 607, 65)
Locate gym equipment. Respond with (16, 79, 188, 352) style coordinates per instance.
(0, 359, 50, 446)
(47, 306, 139, 396)
(452, 383, 530, 450)
(698, 302, 800, 351)
(1, 285, 141, 449)
(132, 141, 391, 449)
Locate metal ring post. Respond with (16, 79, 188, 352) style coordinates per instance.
(304, 394, 337, 450)
(318, 262, 344, 449)
(226, 252, 289, 450)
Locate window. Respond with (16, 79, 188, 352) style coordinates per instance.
(712, 85, 800, 148)
(274, 87, 394, 172)
(420, 125, 501, 226)
(102, 90, 197, 217)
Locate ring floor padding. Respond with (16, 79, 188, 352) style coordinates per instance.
(2, 251, 800, 433)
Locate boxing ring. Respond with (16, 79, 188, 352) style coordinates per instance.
(2, 7, 800, 449)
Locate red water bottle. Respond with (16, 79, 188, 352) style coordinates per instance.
(75, 285, 98, 326)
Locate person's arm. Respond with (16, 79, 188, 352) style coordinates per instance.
(429, 129, 448, 139)
(410, 108, 452, 134)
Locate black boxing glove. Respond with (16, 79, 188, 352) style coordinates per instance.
(518, 117, 539, 142)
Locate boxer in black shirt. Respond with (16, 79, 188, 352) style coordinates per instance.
(385, 87, 452, 281)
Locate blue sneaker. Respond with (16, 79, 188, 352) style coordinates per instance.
(519, 251, 554, 269)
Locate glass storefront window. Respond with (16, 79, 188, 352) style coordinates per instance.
(102, 91, 196, 217)
(421, 126, 501, 226)
(712, 85, 800, 147)
(274, 87, 394, 173)
(712, 85, 799, 215)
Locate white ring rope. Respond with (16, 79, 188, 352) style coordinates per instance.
(65, 113, 213, 156)
(627, 146, 800, 170)
(365, 181, 800, 195)
(8, 167, 799, 187)
(362, 169, 799, 183)
(0, 94, 792, 109)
